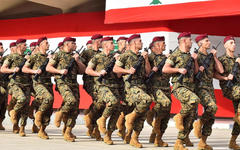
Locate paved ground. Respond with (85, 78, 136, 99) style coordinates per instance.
(0, 114, 238, 150)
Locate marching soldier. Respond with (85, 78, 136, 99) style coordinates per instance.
(113, 34, 152, 148)
(215, 36, 240, 149)
(1, 39, 31, 137)
(22, 37, 53, 140)
(46, 37, 86, 142)
(162, 32, 200, 150)
(193, 34, 223, 150)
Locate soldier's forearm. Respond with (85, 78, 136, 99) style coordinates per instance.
(46, 65, 61, 74)
(214, 57, 224, 74)
(22, 66, 35, 74)
(162, 64, 179, 74)
(194, 59, 199, 74)
(214, 72, 227, 80)
(1, 66, 14, 74)
(113, 65, 129, 74)
(145, 59, 151, 76)
(76, 61, 86, 74)
(85, 67, 100, 77)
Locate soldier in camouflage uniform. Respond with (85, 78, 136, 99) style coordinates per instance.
(1, 39, 31, 137)
(147, 36, 171, 147)
(81, 34, 102, 140)
(85, 37, 121, 145)
(0, 42, 8, 130)
(163, 32, 200, 150)
(46, 37, 86, 142)
(22, 37, 53, 140)
(191, 34, 224, 150)
(215, 36, 240, 149)
(113, 34, 152, 148)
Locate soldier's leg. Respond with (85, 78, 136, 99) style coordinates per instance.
(130, 113, 145, 148)
(0, 89, 7, 130)
(31, 98, 40, 133)
(232, 86, 240, 125)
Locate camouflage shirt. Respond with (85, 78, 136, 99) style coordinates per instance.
(197, 51, 215, 88)
(88, 51, 119, 88)
(0, 55, 8, 84)
(165, 48, 195, 91)
(25, 52, 52, 85)
(49, 50, 79, 85)
(148, 52, 171, 88)
(3, 53, 31, 86)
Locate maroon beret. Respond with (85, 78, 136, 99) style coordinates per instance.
(224, 36, 235, 44)
(58, 42, 63, 47)
(30, 42, 37, 47)
(0, 42, 2, 46)
(195, 34, 208, 43)
(127, 34, 141, 43)
(177, 32, 191, 40)
(91, 34, 103, 40)
(117, 37, 128, 42)
(16, 38, 26, 44)
(10, 42, 16, 48)
(86, 40, 92, 45)
(63, 37, 76, 43)
(152, 36, 165, 43)
(37, 36, 47, 45)
(101, 37, 113, 43)
(149, 42, 154, 49)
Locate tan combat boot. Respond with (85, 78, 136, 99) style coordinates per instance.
(174, 139, 188, 150)
(54, 111, 63, 127)
(13, 123, 20, 134)
(233, 114, 240, 126)
(0, 119, 5, 130)
(70, 127, 77, 139)
(84, 111, 93, 129)
(34, 111, 43, 127)
(64, 127, 75, 142)
(125, 111, 138, 131)
(94, 126, 103, 141)
(10, 110, 18, 124)
(32, 122, 39, 133)
(198, 135, 212, 150)
(193, 119, 203, 138)
(104, 130, 114, 145)
(153, 117, 168, 147)
(28, 105, 34, 119)
(173, 113, 184, 131)
(62, 113, 67, 135)
(97, 116, 107, 134)
(149, 129, 156, 143)
(146, 109, 154, 126)
(183, 133, 194, 147)
(229, 135, 240, 150)
(154, 132, 168, 147)
(19, 126, 26, 137)
(116, 112, 126, 139)
(130, 131, 143, 148)
(124, 129, 132, 144)
(38, 125, 49, 139)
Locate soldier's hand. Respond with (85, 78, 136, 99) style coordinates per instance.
(13, 67, 20, 73)
(178, 68, 187, 75)
(34, 69, 42, 74)
(210, 49, 217, 57)
(162, 99, 171, 107)
(165, 54, 170, 57)
(128, 67, 136, 74)
(47, 54, 53, 59)
(60, 69, 68, 75)
(25, 55, 30, 59)
(199, 66, 205, 72)
(114, 53, 120, 60)
(227, 74, 234, 80)
(99, 70, 107, 76)
(152, 67, 158, 72)
(236, 58, 240, 64)
(141, 51, 148, 59)
(73, 53, 80, 61)
(191, 53, 198, 60)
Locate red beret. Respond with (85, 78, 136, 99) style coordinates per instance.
(127, 34, 141, 43)
(63, 37, 76, 43)
(224, 36, 235, 44)
(195, 34, 208, 43)
(10, 42, 17, 48)
(149, 42, 154, 49)
(16, 38, 26, 44)
(30, 42, 37, 47)
(177, 32, 191, 40)
(91, 34, 103, 40)
(37, 36, 47, 45)
(86, 40, 92, 45)
(58, 42, 63, 47)
(101, 37, 113, 43)
(0, 42, 2, 46)
(117, 37, 128, 42)
(152, 36, 165, 43)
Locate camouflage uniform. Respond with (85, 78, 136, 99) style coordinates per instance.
(49, 50, 80, 128)
(194, 51, 217, 136)
(116, 50, 153, 132)
(219, 53, 240, 135)
(148, 52, 171, 134)
(3, 53, 31, 126)
(88, 51, 121, 131)
(166, 49, 200, 140)
(25, 53, 54, 126)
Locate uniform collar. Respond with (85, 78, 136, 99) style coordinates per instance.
(225, 53, 236, 59)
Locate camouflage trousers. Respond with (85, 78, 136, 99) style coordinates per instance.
(32, 83, 54, 126)
(196, 87, 217, 136)
(9, 84, 31, 126)
(127, 85, 153, 132)
(0, 84, 8, 120)
(173, 86, 200, 140)
(58, 83, 80, 128)
(95, 85, 121, 131)
(151, 87, 172, 134)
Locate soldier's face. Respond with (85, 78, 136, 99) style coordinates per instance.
(135, 38, 143, 50)
(95, 39, 102, 48)
(87, 44, 92, 50)
(10, 46, 16, 53)
(201, 38, 211, 49)
(225, 40, 236, 52)
(73, 42, 77, 51)
(30, 46, 35, 51)
(41, 40, 50, 51)
(0, 45, 3, 52)
(118, 40, 127, 49)
(20, 43, 27, 52)
(105, 41, 114, 51)
(185, 38, 192, 49)
(68, 41, 76, 51)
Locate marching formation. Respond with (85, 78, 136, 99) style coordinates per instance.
(0, 32, 240, 150)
